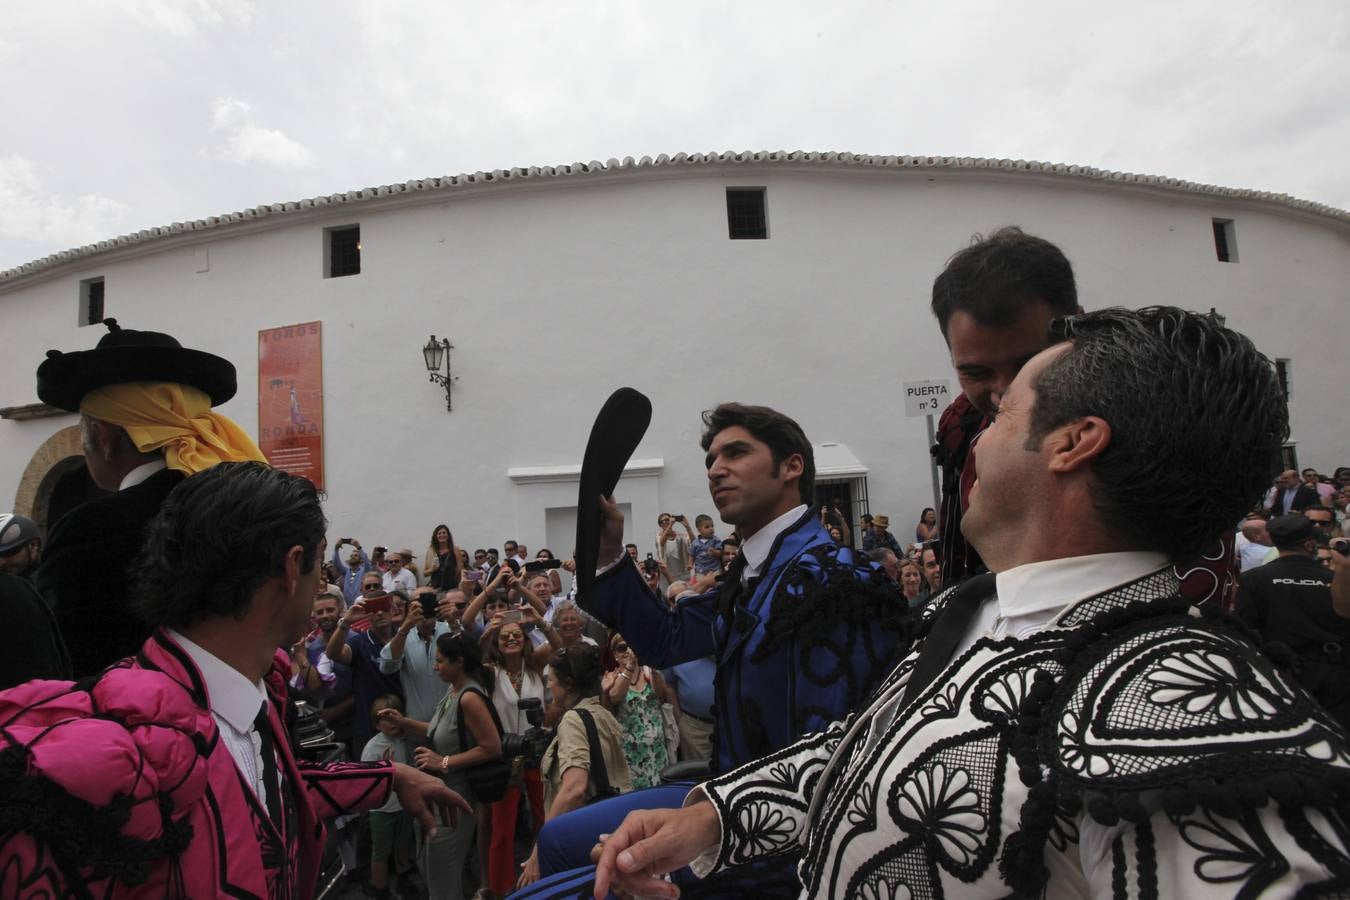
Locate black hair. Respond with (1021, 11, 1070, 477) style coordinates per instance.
(135, 462, 326, 629)
(1028, 306, 1288, 560)
(930, 226, 1078, 338)
(700, 402, 815, 505)
(548, 642, 604, 697)
(371, 693, 403, 724)
(436, 632, 491, 690)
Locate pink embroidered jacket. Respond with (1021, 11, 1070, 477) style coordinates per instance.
(0, 630, 395, 898)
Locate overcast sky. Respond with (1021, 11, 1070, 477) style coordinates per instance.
(3, 0, 1347, 272)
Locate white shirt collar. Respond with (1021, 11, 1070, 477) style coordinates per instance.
(119, 458, 167, 491)
(740, 504, 809, 580)
(166, 628, 268, 734)
(994, 551, 1171, 623)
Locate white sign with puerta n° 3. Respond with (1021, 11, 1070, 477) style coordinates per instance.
(903, 379, 951, 417)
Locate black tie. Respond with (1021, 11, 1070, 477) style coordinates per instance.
(253, 702, 282, 827)
(716, 554, 750, 620)
(901, 573, 996, 707)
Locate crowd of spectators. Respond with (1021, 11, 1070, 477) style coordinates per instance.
(273, 502, 964, 897)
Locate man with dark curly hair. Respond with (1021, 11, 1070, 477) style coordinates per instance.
(596, 307, 1350, 899)
(0, 462, 469, 898)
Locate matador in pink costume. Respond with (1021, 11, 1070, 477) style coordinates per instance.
(0, 462, 466, 898)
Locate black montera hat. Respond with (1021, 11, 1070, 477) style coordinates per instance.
(1267, 514, 1315, 548)
(36, 318, 237, 412)
(573, 388, 652, 602)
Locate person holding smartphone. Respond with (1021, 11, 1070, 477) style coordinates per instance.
(654, 514, 693, 587)
(327, 590, 406, 753)
(381, 587, 454, 723)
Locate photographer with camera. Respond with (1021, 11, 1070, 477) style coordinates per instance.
(639, 553, 664, 596)
(478, 608, 558, 897)
(517, 643, 631, 890)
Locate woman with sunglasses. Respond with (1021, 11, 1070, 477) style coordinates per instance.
(477, 606, 557, 898)
(601, 632, 673, 790)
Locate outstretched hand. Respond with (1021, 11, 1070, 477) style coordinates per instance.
(596, 494, 627, 568)
(591, 802, 721, 899)
(391, 762, 470, 837)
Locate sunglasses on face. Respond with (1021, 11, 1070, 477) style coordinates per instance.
(613, 642, 629, 654)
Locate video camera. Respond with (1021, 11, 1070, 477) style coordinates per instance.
(500, 697, 553, 768)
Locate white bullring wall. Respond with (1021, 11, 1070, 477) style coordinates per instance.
(2, 157, 1347, 559)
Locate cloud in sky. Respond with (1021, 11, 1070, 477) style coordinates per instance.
(123, 0, 254, 38)
(0, 154, 128, 248)
(0, 0, 1347, 271)
(209, 98, 315, 169)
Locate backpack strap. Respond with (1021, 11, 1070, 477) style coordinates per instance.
(455, 683, 505, 752)
(572, 707, 613, 797)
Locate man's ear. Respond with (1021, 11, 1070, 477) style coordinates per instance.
(778, 452, 805, 485)
(86, 418, 117, 459)
(282, 544, 305, 591)
(1046, 416, 1111, 474)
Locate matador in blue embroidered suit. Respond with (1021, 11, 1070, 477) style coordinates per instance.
(518, 405, 908, 897)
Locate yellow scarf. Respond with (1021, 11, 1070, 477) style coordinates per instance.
(80, 382, 268, 476)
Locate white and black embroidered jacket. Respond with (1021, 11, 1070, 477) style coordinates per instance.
(691, 567, 1350, 898)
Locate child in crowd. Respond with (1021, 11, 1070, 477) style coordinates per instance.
(361, 695, 416, 899)
(689, 514, 724, 579)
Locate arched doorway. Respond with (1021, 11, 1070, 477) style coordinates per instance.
(12, 425, 111, 533)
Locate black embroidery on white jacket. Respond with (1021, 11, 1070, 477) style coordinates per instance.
(696, 568, 1350, 899)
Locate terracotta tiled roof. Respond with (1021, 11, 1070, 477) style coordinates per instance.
(4, 151, 1347, 285)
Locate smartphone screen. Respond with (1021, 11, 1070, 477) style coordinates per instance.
(364, 594, 392, 614)
(465, 570, 483, 582)
(502, 609, 523, 624)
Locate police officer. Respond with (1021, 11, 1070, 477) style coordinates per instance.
(1237, 513, 1350, 728)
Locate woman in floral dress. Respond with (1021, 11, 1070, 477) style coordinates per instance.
(601, 631, 672, 789)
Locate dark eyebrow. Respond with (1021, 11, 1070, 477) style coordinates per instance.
(706, 440, 752, 469)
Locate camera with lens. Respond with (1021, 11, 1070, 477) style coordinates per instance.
(500, 697, 553, 768)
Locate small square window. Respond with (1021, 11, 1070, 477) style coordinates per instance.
(1212, 218, 1237, 263)
(79, 277, 105, 326)
(325, 225, 361, 278)
(726, 188, 768, 240)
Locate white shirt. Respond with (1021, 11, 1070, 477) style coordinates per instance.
(383, 567, 417, 596)
(119, 458, 167, 491)
(738, 504, 809, 582)
(957, 551, 1171, 658)
(167, 629, 271, 804)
